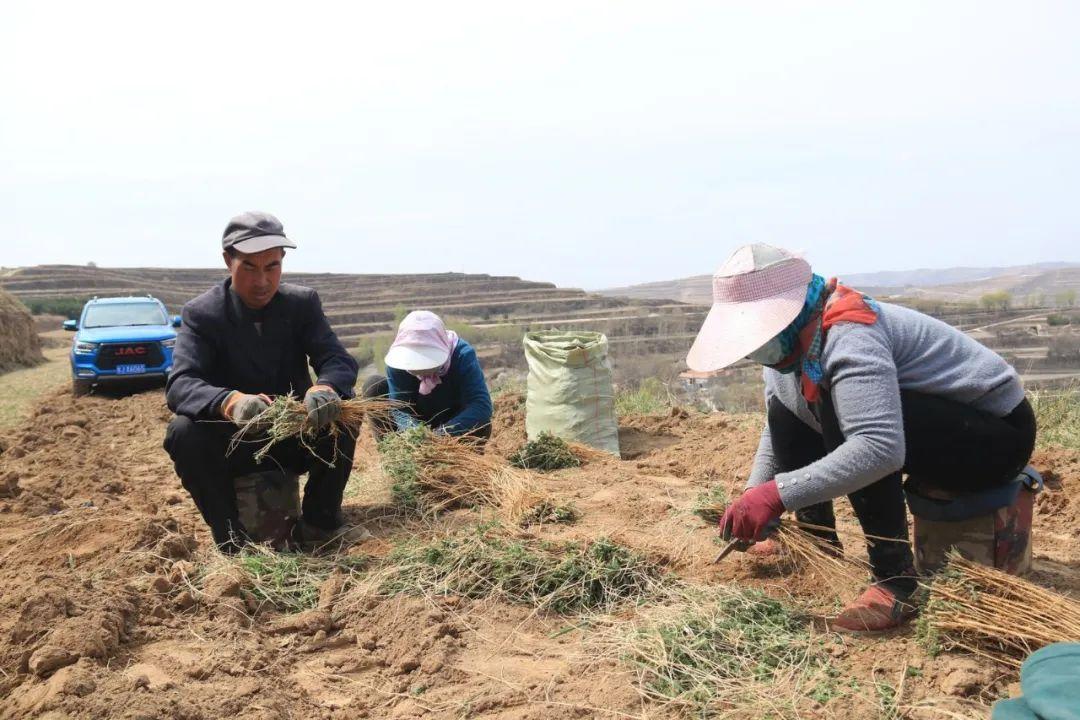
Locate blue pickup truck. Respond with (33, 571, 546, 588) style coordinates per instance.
(64, 296, 181, 396)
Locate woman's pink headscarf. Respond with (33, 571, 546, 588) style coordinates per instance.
(389, 311, 459, 395)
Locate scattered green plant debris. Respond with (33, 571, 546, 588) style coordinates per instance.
(509, 432, 581, 471)
(381, 529, 662, 613)
(519, 500, 580, 527)
(230, 549, 367, 614)
(620, 586, 827, 715)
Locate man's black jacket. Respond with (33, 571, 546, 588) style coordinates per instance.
(166, 279, 359, 421)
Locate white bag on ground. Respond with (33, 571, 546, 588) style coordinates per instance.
(523, 331, 620, 457)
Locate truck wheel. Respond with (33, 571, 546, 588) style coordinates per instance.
(72, 379, 93, 397)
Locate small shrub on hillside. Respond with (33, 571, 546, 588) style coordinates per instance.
(377, 427, 429, 510)
(382, 531, 661, 613)
(616, 378, 674, 416)
(509, 432, 581, 471)
(24, 296, 89, 319)
(1029, 385, 1080, 452)
(354, 333, 395, 371)
(1047, 314, 1073, 327)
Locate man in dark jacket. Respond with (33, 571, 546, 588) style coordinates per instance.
(164, 211, 359, 552)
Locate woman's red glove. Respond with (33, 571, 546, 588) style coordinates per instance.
(719, 480, 786, 541)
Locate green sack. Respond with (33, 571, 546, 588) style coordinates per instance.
(523, 331, 620, 457)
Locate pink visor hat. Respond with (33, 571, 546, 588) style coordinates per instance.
(685, 244, 812, 372)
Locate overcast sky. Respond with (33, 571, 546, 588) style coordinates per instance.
(2, 1, 1078, 289)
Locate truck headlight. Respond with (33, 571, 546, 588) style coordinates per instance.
(74, 340, 98, 354)
(161, 338, 176, 349)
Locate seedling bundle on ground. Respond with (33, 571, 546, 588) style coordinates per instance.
(919, 552, 1080, 666)
(378, 426, 542, 521)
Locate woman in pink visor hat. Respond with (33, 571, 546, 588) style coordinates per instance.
(688, 244, 1036, 632)
(362, 310, 493, 443)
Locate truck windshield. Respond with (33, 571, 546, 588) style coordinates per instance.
(83, 303, 168, 329)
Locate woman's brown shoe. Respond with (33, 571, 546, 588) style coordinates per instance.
(829, 584, 917, 633)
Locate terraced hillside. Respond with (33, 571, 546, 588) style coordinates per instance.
(0, 265, 706, 370)
(601, 264, 1080, 307)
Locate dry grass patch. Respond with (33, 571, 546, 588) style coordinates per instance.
(1029, 385, 1080, 451)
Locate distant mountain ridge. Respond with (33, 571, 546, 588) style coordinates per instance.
(838, 262, 1079, 289)
(600, 262, 1080, 306)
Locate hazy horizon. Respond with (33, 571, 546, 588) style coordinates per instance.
(4, 2, 1079, 289)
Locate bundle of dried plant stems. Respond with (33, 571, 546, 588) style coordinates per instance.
(229, 394, 400, 464)
(772, 523, 870, 590)
(923, 552, 1080, 666)
(387, 428, 543, 521)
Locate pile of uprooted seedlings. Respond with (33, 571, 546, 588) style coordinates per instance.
(364, 528, 664, 614)
(229, 394, 399, 464)
(509, 431, 581, 470)
(379, 426, 543, 521)
(918, 551, 1080, 666)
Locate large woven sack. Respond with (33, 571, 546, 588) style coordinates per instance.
(523, 331, 620, 457)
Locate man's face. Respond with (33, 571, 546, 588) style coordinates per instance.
(224, 247, 284, 309)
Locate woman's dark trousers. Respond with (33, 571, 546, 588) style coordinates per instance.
(768, 391, 1036, 593)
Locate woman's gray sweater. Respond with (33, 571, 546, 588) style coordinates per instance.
(747, 301, 1025, 510)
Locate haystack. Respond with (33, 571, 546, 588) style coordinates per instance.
(0, 289, 44, 373)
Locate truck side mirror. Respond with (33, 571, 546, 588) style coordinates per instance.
(63, 320, 78, 331)
(172, 315, 182, 328)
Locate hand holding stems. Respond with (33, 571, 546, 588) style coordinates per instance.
(719, 479, 786, 542)
(222, 391, 272, 426)
(303, 384, 341, 431)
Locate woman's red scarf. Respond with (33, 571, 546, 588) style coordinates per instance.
(771, 278, 879, 402)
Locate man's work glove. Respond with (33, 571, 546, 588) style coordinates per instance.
(719, 479, 786, 542)
(304, 385, 341, 432)
(222, 392, 272, 428)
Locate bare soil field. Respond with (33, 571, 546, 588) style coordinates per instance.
(1, 378, 1078, 720)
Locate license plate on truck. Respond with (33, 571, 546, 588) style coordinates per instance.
(116, 364, 146, 375)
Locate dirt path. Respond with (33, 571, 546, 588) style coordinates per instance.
(0, 390, 1077, 719)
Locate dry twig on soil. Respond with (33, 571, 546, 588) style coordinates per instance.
(918, 552, 1080, 666)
